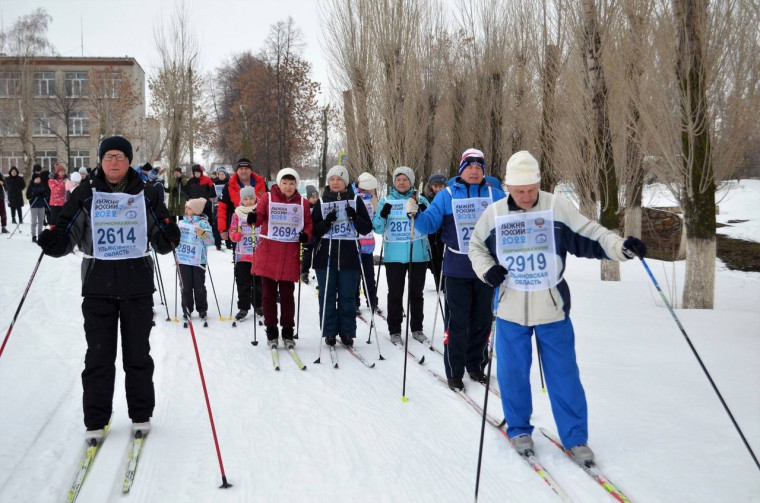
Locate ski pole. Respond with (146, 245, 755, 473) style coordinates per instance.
(152, 249, 166, 306)
(401, 205, 416, 402)
(536, 340, 546, 393)
(173, 265, 179, 322)
(229, 249, 237, 324)
(352, 224, 384, 360)
(7, 199, 35, 239)
(251, 271, 258, 346)
(428, 240, 446, 351)
(205, 261, 224, 321)
(314, 229, 334, 365)
(171, 248, 233, 488)
(153, 249, 172, 322)
(295, 243, 303, 339)
(0, 250, 45, 360)
(474, 286, 500, 502)
(639, 257, 759, 471)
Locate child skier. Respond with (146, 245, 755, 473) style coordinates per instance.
(229, 186, 258, 322)
(252, 168, 313, 347)
(26, 174, 47, 242)
(178, 198, 213, 320)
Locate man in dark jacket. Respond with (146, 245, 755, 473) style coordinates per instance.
(186, 164, 216, 217)
(36, 136, 180, 441)
(5, 166, 27, 226)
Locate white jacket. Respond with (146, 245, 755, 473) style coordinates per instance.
(468, 191, 630, 326)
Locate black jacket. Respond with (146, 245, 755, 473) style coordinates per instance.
(43, 168, 174, 298)
(5, 173, 26, 208)
(311, 185, 373, 270)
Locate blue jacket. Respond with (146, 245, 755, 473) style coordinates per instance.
(181, 214, 214, 265)
(373, 187, 431, 263)
(414, 177, 505, 278)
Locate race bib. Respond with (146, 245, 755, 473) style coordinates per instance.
(493, 206, 559, 292)
(321, 199, 357, 240)
(262, 201, 303, 242)
(451, 189, 492, 254)
(358, 196, 375, 239)
(90, 191, 148, 260)
(176, 221, 203, 266)
(236, 223, 256, 258)
(214, 184, 224, 198)
(384, 199, 424, 242)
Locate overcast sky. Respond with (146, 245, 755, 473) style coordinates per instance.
(2, 0, 331, 99)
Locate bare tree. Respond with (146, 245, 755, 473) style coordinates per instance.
(88, 67, 142, 139)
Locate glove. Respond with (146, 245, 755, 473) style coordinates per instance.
(162, 221, 181, 245)
(36, 228, 58, 252)
(483, 264, 508, 287)
(298, 231, 309, 243)
(323, 209, 338, 226)
(622, 236, 647, 259)
(405, 198, 419, 218)
(380, 203, 392, 219)
(345, 205, 357, 221)
(247, 212, 257, 225)
(194, 226, 209, 239)
(419, 202, 427, 212)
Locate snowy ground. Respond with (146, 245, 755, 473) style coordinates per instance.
(1, 181, 759, 502)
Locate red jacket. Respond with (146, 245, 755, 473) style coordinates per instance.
(253, 185, 312, 282)
(48, 177, 67, 206)
(217, 172, 267, 233)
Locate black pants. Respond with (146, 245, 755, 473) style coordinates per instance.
(443, 276, 493, 378)
(179, 264, 208, 313)
(355, 252, 378, 310)
(235, 261, 262, 310)
(10, 206, 23, 223)
(301, 242, 314, 274)
(81, 296, 155, 429)
(385, 262, 427, 334)
(49, 205, 63, 226)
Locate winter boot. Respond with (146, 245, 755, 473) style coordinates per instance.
(266, 325, 279, 348)
(254, 307, 264, 318)
(340, 336, 354, 347)
(198, 311, 207, 319)
(510, 434, 534, 454)
(570, 444, 595, 464)
(412, 331, 428, 343)
(32, 236, 37, 243)
(132, 421, 151, 434)
(281, 326, 295, 348)
(85, 427, 105, 442)
(300, 272, 309, 284)
(1, 227, 7, 234)
(355, 306, 362, 316)
(325, 335, 337, 346)
(468, 371, 488, 384)
(235, 309, 248, 321)
(447, 377, 464, 391)
(390, 333, 402, 345)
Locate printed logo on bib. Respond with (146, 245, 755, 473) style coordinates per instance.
(177, 221, 203, 266)
(494, 208, 559, 292)
(321, 199, 357, 240)
(90, 191, 148, 260)
(451, 194, 491, 253)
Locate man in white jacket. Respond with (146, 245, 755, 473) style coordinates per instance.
(468, 150, 647, 463)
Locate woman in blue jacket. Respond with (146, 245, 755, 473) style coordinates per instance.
(373, 166, 431, 345)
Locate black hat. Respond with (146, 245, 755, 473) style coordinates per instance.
(236, 158, 253, 170)
(33, 164, 42, 172)
(192, 164, 202, 174)
(428, 173, 447, 186)
(99, 136, 133, 163)
(141, 162, 153, 172)
(306, 185, 318, 198)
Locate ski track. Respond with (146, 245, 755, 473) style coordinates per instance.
(2, 182, 760, 502)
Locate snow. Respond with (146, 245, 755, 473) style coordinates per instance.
(1, 181, 759, 502)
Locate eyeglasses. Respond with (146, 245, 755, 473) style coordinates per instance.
(103, 154, 127, 162)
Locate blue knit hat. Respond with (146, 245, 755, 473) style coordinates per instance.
(428, 173, 447, 186)
(458, 148, 486, 176)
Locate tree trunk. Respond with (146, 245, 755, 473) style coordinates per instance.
(675, 0, 715, 309)
(540, 44, 560, 193)
(583, 0, 620, 281)
(320, 105, 330, 187)
(623, 6, 645, 238)
(342, 90, 358, 173)
(489, 71, 503, 177)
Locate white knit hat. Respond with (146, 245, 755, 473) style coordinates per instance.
(276, 167, 300, 185)
(393, 166, 415, 186)
(185, 197, 207, 215)
(357, 172, 378, 190)
(326, 165, 349, 185)
(505, 151, 541, 186)
(70, 172, 82, 183)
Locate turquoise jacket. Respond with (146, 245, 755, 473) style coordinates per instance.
(372, 187, 431, 263)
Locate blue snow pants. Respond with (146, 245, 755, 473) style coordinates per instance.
(316, 267, 360, 339)
(496, 317, 588, 449)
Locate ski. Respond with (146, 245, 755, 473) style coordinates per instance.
(285, 343, 307, 370)
(429, 370, 503, 427)
(329, 345, 338, 368)
(539, 428, 632, 503)
(122, 428, 149, 494)
(427, 342, 501, 398)
(66, 423, 111, 503)
(386, 333, 425, 364)
(270, 344, 280, 371)
(500, 430, 573, 502)
(340, 342, 375, 368)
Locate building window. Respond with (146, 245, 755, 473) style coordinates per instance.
(34, 151, 58, 170)
(0, 72, 21, 97)
(0, 151, 24, 172)
(0, 110, 19, 136)
(34, 72, 56, 97)
(65, 72, 89, 97)
(33, 112, 57, 136)
(70, 150, 90, 169)
(99, 72, 122, 99)
(68, 111, 89, 136)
